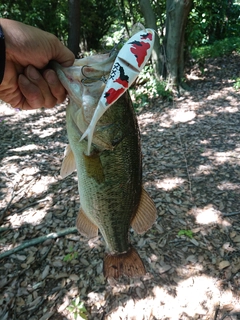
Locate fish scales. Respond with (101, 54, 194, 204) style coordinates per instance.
(68, 92, 141, 254)
(52, 53, 157, 279)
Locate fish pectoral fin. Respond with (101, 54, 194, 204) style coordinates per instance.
(60, 144, 76, 178)
(131, 188, 157, 234)
(103, 247, 145, 279)
(76, 208, 98, 239)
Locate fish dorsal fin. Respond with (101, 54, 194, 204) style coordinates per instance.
(131, 188, 157, 234)
(76, 207, 98, 239)
(60, 144, 76, 178)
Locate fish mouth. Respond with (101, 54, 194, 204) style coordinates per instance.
(50, 61, 83, 104)
(50, 52, 117, 105)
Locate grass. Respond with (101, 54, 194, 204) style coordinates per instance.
(178, 229, 194, 239)
(233, 77, 240, 90)
(67, 297, 88, 320)
(191, 37, 240, 60)
(130, 65, 172, 111)
(63, 246, 78, 262)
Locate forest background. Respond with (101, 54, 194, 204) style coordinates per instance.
(1, 0, 240, 93)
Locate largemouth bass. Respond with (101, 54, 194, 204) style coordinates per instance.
(52, 53, 156, 278)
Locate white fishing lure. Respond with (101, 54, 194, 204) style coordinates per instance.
(81, 28, 155, 155)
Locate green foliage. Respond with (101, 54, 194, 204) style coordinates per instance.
(233, 77, 240, 90)
(67, 297, 88, 320)
(130, 65, 172, 111)
(63, 246, 78, 262)
(178, 229, 194, 239)
(79, 0, 118, 51)
(187, 0, 240, 48)
(0, 0, 118, 50)
(191, 37, 240, 60)
(0, 117, 6, 124)
(0, 0, 68, 41)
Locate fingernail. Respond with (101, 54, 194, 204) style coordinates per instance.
(19, 74, 30, 85)
(45, 70, 56, 85)
(28, 66, 40, 80)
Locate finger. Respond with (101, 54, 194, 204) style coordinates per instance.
(52, 40, 75, 67)
(25, 65, 57, 108)
(43, 69, 67, 103)
(18, 74, 45, 110)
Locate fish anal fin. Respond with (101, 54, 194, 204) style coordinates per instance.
(60, 144, 76, 178)
(131, 188, 157, 234)
(76, 208, 98, 239)
(83, 151, 105, 184)
(103, 247, 145, 279)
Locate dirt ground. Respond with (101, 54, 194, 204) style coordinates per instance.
(0, 53, 240, 320)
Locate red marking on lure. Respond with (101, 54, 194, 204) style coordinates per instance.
(80, 28, 155, 156)
(104, 87, 125, 105)
(129, 40, 151, 68)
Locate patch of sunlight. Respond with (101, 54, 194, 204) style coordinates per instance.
(224, 106, 238, 113)
(194, 205, 221, 224)
(31, 127, 62, 138)
(8, 209, 48, 227)
(31, 176, 57, 194)
(1, 161, 19, 173)
(192, 164, 213, 176)
(19, 166, 39, 176)
(207, 92, 222, 100)
(106, 275, 237, 319)
(218, 181, 240, 190)
(138, 112, 155, 123)
(170, 110, 196, 123)
(201, 149, 213, 157)
(214, 150, 240, 164)
(191, 204, 231, 226)
(156, 177, 185, 190)
(200, 139, 210, 145)
(10, 144, 40, 152)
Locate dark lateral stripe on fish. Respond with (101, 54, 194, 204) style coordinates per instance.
(103, 247, 146, 278)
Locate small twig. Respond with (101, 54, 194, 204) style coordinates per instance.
(0, 177, 39, 222)
(0, 227, 12, 233)
(16, 198, 49, 213)
(222, 211, 240, 217)
(0, 227, 78, 260)
(213, 304, 220, 320)
(0, 188, 15, 223)
(39, 241, 54, 262)
(176, 130, 194, 203)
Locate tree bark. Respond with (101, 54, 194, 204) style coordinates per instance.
(139, 0, 163, 79)
(68, 0, 81, 57)
(165, 0, 192, 89)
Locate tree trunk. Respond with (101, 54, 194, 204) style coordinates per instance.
(120, 0, 130, 37)
(165, 0, 192, 89)
(139, 0, 163, 79)
(68, 0, 81, 57)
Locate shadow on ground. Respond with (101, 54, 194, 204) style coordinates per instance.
(0, 53, 240, 319)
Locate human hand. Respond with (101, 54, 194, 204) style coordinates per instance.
(0, 18, 75, 110)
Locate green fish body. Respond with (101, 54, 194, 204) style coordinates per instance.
(52, 54, 156, 278)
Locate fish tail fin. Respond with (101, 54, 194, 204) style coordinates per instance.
(103, 247, 146, 279)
